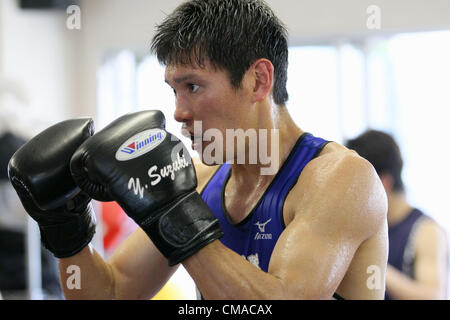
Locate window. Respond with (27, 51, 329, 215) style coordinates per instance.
(382, 31, 450, 229)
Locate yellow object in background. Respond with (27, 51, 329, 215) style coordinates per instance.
(152, 282, 189, 300)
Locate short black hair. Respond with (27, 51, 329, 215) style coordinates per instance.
(346, 130, 404, 191)
(150, 0, 289, 105)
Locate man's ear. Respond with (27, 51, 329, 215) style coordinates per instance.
(250, 58, 274, 103)
(379, 172, 394, 193)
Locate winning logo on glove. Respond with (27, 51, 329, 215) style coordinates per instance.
(116, 129, 167, 161)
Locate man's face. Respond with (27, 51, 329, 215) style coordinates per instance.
(164, 60, 252, 164)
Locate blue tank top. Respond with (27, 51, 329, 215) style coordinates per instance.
(200, 133, 344, 299)
(385, 208, 428, 300)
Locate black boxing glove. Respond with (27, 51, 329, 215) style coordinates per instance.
(71, 110, 223, 266)
(8, 118, 97, 258)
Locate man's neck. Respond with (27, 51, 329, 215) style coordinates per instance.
(387, 191, 413, 227)
(229, 104, 303, 184)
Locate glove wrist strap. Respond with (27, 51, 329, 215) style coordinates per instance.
(141, 191, 224, 266)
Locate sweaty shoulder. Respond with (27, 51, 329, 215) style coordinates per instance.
(193, 157, 219, 193)
(284, 142, 388, 239)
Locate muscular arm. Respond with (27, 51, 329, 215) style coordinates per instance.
(386, 220, 448, 300)
(59, 226, 178, 300)
(183, 154, 388, 299)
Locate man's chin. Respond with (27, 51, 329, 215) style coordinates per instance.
(198, 154, 225, 167)
(192, 140, 227, 166)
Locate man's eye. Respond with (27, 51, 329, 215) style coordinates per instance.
(189, 84, 199, 93)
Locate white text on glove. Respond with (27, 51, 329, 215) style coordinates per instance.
(127, 153, 191, 199)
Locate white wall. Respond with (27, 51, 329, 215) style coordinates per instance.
(0, 0, 79, 137)
(2, 0, 450, 125)
(273, 0, 450, 44)
(74, 0, 182, 124)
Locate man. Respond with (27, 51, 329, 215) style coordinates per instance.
(346, 130, 448, 300)
(9, 0, 388, 300)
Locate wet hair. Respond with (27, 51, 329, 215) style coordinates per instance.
(346, 130, 404, 191)
(151, 0, 289, 105)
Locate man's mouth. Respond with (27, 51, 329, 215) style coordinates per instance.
(181, 124, 204, 150)
(181, 128, 198, 141)
(181, 129, 200, 149)
(191, 134, 203, 144)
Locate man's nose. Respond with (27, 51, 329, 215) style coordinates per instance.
(173, 100, 193, 123)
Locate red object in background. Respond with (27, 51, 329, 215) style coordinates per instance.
(101, 201, 137, 255)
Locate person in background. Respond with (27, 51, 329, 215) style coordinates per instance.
(346, 129, 448, 300)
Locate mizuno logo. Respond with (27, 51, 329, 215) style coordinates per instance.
(254, 218, 272, 241)
(255, 218, 271, 233)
